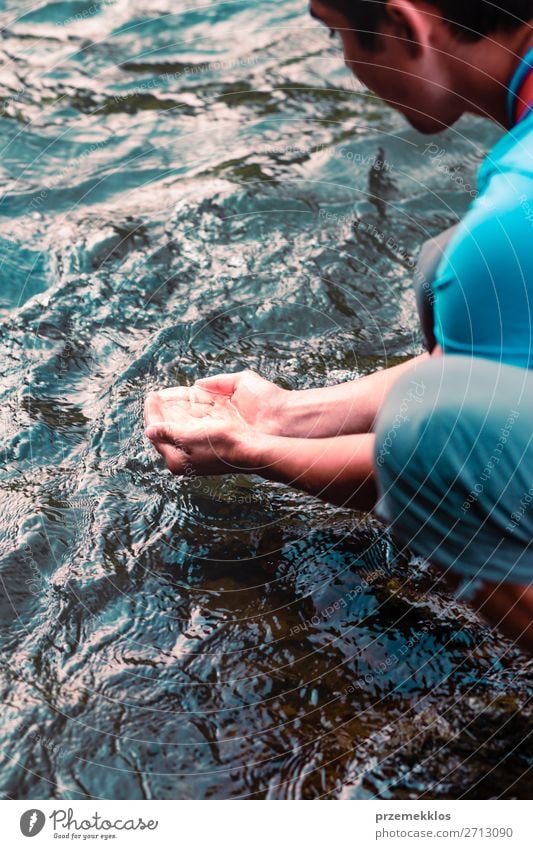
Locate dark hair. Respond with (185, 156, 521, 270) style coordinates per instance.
(322, 0, 533, 48)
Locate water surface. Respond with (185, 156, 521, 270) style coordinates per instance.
(0, 0, 531, 799)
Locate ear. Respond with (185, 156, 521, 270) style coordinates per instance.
(385, 0, 432, 58)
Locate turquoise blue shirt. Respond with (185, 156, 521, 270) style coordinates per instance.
(433, 56, 533, 367)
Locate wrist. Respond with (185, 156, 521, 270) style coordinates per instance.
(275, 388, 328, 438)
(232, 428, 274, 474)
(235, 430, 300, 488)
(256, 387, 292, 437)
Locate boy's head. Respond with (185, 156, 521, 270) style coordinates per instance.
(311, 0, 533, 132)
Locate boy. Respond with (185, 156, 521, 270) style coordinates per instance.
(145, 1, 533, 653)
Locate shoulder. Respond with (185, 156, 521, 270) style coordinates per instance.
(435, 169, 533, 287)
(478, 114, 533, 193)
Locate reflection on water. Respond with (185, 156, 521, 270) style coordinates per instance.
(0, 0, 531, 800)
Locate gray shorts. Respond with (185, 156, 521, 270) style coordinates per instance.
(374, 355, 533, 592)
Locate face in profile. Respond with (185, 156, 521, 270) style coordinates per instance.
(310, 0, 466, 134)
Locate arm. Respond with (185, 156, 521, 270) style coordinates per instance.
(194, 353, 430, 440)
(285, 226, 455, 436)
(246, 432, 376, 510)
(192, 227, 455, 441)
(460, 579, 533, 656)
(144, 392, 377, 511)
(276, 354, 430, 437)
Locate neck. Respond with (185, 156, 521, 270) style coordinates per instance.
(450, 25, 533, 127)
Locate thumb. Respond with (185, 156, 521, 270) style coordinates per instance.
(194, 372, 241, 395)
(145, 423, 177, 445)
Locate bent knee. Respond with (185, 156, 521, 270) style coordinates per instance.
(374, 358, 454, 479)
(373, 354, 521, 479)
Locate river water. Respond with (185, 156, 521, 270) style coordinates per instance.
(0, 0, 531, 800)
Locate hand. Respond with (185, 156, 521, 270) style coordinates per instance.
(144, 381, 377, 512)
(193, 370, 289, 436)
(144, 384, 257, 476)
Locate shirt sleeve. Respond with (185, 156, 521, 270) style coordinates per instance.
(432, 171, 533, 367)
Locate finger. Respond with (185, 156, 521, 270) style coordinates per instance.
(144, 391, 162, 426)
(145, 388, 192, 427)
(156, 386, 191, 401)
(149, 439, 189, 474)
(194, 372, 243, 395)
(145, 423, 180, 445)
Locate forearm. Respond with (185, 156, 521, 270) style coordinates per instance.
(470, 581, 533, 655)
(279, 353, 430, 438)
(244, 431, 377, 511)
